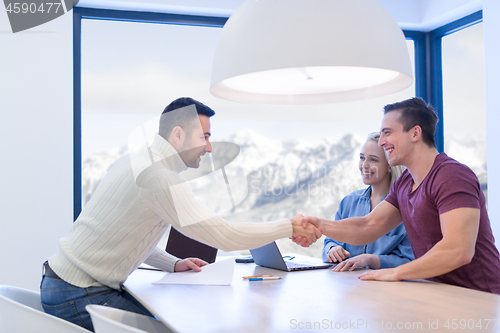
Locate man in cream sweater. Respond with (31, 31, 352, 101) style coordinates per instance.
(40, 97, 321, 331)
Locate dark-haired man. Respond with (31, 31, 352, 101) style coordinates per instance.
(301, 97, 500, 294)
(41, 97, 321, 331)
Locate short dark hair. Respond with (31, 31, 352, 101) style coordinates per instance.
(162, 97, 215, 117)
(159, 97, 215, 139)
(383, 97, 438, 147)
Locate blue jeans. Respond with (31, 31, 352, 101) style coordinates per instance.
(40, 276, 155, 332)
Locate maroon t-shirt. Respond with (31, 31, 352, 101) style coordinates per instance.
(386, 153, 500, 294)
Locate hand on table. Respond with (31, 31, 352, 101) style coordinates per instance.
(333, 254, 379, 272)
(174, 258, 208, 272)
(290, 214, 322, 247)
(357, 267, 400, 281)
(326, 246, 351, 263)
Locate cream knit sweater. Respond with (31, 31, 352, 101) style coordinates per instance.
(49, 134, 292, 290)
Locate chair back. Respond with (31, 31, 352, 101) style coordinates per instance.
(86, 304, 177, 333)
(0, 285, 90, 333)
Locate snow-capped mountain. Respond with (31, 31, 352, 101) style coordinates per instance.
(81, 130, 488, 258)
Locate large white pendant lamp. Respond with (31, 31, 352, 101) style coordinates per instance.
(210, 0, 413, 105)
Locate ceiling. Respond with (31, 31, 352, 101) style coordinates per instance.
(76, 0, 482, 32)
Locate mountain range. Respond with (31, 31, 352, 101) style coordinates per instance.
(82, 129, 487, 258)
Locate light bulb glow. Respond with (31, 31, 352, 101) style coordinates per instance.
(222, 66, 400, 95)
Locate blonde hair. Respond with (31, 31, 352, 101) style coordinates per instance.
(366, 132, 405, 187)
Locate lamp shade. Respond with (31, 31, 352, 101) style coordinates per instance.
(210, 0, 413, 105)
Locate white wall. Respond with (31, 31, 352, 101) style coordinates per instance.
(0, 12, 74, 290)
(483, 0, 500, 246)
(417, 0, 482, 30)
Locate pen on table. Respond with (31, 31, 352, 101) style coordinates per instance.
(248, 276, 283, 281)
(242, 275, 275, 279)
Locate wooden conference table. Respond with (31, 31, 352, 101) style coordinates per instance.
(124, 257, 500, 333)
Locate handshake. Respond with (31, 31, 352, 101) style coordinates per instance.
(290, 214, 323, 247)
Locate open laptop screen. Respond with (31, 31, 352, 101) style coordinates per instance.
(165, 227, 218, 264)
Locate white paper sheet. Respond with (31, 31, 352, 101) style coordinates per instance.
(152, 257, 235, 286)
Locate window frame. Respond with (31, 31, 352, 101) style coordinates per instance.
(426, 10, 483, 153)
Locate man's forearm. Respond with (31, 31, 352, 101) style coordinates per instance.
(359, 208, 479, 283)
(391, 241, 471, 281)
(320, 216, 385, 246)
(317, 201, 402, 245)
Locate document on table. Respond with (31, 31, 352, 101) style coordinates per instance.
(152, 257, 235, 286)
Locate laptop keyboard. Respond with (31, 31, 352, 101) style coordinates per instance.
(285, 261, 309, 269)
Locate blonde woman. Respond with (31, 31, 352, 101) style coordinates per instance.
(323, 132, 414, 271)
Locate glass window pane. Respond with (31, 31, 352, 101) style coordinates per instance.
(442, 22, 487, 201)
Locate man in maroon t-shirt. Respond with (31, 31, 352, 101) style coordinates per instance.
(300, 97, 500, 294)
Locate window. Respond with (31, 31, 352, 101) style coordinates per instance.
(77, 9, 418, 258)
(442, 22, 487, 200)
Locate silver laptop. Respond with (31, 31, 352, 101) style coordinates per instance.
(250, 242, 333, 271)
